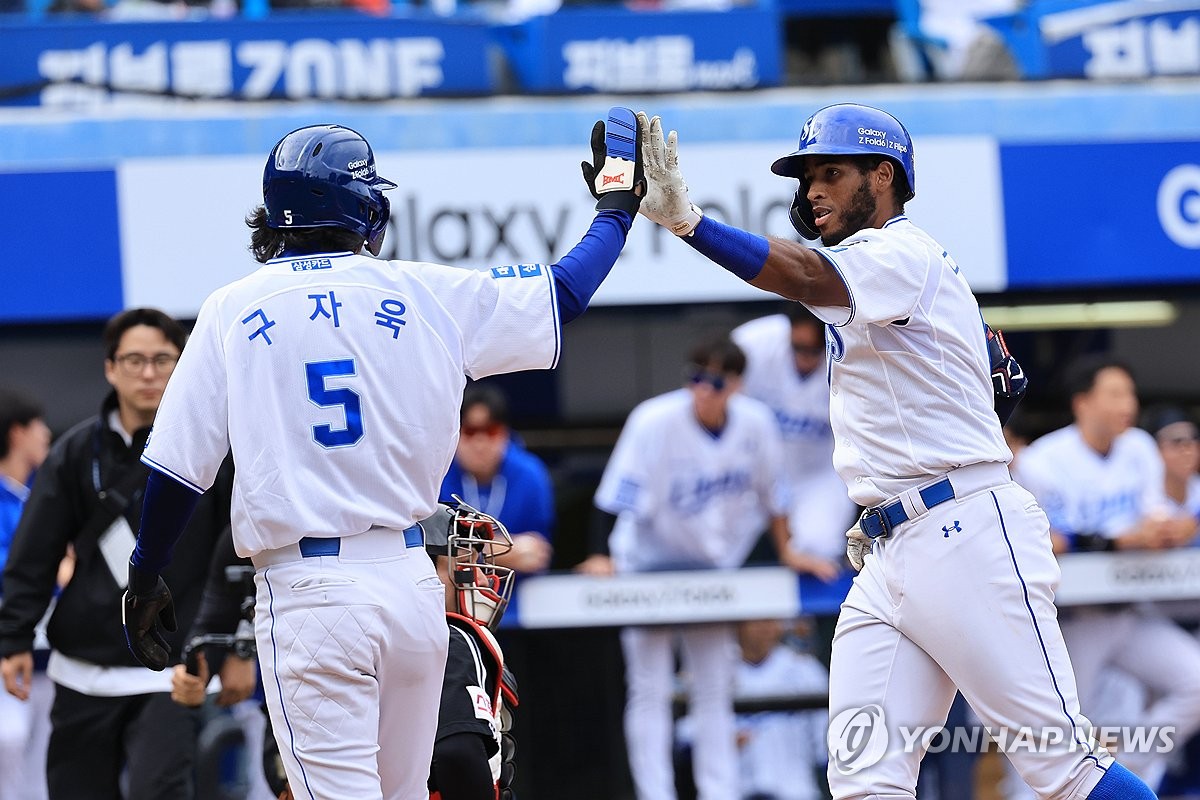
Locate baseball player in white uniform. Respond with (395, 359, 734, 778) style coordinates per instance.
(732, 305, 857, 573)
(633, 103, 1157, 799)
(120, 111, 646, 800)
(1019, 357, 1200, 791)
(590, 335, 790, 800)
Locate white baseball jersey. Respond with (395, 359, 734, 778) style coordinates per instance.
(1019, 425, 1167, 538)
(734, 645, 828, 800)
(142, 251, 559, 558)
(1170, 475, 1200, 521)
(731, 314, 834, 479)
(594, 389, 788, 573)
(806, 215, 1011, 507)
(732, 314, 856, 559)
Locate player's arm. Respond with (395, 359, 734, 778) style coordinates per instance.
(0, 440, 80, 698)
(552, 107, 646, 324)
(634, 112, 849, 308)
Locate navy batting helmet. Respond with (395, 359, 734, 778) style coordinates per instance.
(263, 124, 396, 256)
(771, 104, 915, 239)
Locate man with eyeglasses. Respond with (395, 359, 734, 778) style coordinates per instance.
(583, 334, 790, 800)
(0, 307, 239, 800)
(732, 303, 856, 586)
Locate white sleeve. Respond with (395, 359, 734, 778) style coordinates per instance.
(435, 263, 561, 379)
(141, 293, 231, 493)
(807, 233, 930, 327)
(594, 407, 655, 517)
(1137, 433, 1169, 514)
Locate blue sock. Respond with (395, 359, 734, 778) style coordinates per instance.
(1087, 762, 1158, 799)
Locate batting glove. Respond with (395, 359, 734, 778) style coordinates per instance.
(846, 521, 873, 572)
(637, 112, 703, 237)
(581, 106, 645, 217)
(122, 560, 177, 671)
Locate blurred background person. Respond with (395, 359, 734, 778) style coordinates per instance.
(0, 388, 52, 800)
(1018, 354, 1200, 793)
(0, 308, 234, 800)
(441, 383, 555, 577)
(731, 304, 852, 580)
(581, 334, 791, 800)
(1146, 405, 1200, 533)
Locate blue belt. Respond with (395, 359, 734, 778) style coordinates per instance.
(858, 478, 956, 539)
(298, 525, 424, 557)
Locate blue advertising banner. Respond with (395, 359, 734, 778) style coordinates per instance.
(1002, 141, 1200, 289)
(987, 0, 1200, 79)
(0, 170, 124, 323)
(0, 15, 495, 106)
(496, 6, 781, 93)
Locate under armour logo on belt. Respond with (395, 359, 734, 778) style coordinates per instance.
(942, 521, 962, 538)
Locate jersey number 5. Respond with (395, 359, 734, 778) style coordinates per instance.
(305, 359, 364, 448)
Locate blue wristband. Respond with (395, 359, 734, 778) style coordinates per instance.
(683, 216, 769, 282)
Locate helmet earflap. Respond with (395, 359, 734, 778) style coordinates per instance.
(788, 185, 819, 240)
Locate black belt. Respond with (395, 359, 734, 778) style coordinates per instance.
(859, 478, 956, 539)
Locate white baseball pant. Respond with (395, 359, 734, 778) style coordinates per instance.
(621, 623, 739, 800)
(254, 527, 449, 800)
(829, 464, 1113, 800)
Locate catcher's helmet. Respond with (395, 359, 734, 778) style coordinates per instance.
(263, 124, 396, 256)
(770, 104, 915, 239)
(447, 501, 515, 630)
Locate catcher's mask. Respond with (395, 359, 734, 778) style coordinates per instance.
(448, 502, 516, 630)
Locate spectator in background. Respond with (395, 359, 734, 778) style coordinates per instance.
(730, 618, 827, 800)
(894, 0, 1020, 81)
(440, 383, 555, 576)
(0, 389, 52, 800)
(1146, 406, 1200, 532)
(731, 304, 851, 580)
(0, 308, 235, 800)
(581, 335, 791, 800)
(1018, 355, 1200, 792)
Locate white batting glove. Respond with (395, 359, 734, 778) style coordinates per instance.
(637, 112, 703, 236)
(846, 522, 873, 572)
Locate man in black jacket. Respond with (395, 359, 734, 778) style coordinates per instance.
(0, 308, 236, 800)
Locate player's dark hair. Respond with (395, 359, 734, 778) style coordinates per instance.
(1061, 353, 1135, 399)
(784, 303, 823, 334)
(0, 388, 45, 460)
(103, 308, 188, 361)
(245, 206, 365, 264)
(856, 154, 908, 209)
(688, 335, 747, 377)
(460, 383, 510, 427)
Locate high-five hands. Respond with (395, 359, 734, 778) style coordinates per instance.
(636, 111, 703, 236)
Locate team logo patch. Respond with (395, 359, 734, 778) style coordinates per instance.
(468, 685, 494, 722)
(291, 258, 333, 271)
(491, 266, 516, 279)
(518, 264, 542, 278)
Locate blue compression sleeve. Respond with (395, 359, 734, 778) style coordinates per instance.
(551, 209, 632, 324)
(130, 468, 202, 577)
(683, 215, 770, 282)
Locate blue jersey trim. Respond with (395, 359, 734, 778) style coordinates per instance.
(881, 215, 908, 228)
(545, 261, 562, 369)
(267, 251, 354, 264)
(139, 455, 204, 495)
(992, 491, 1102, 769)
(265, 569, 317, 800)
